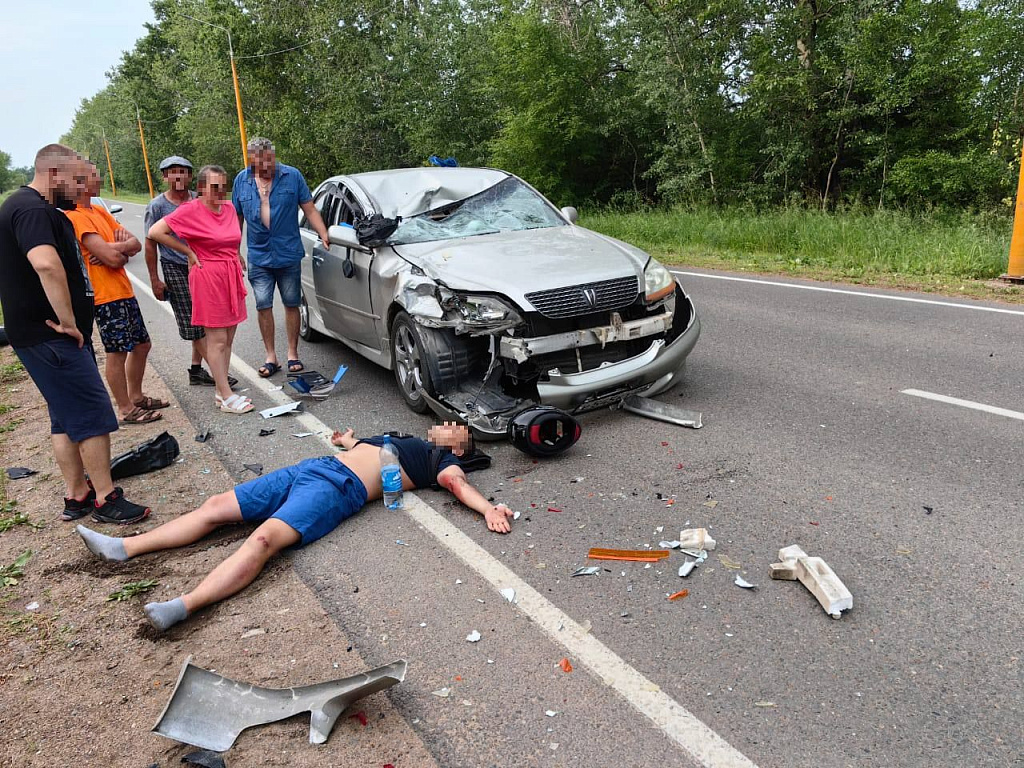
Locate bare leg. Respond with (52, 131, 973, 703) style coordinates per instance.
(191, 337, 207, 367)
(125, 340, 152, 405)
(284, 306, 300, 362)
(122, 490, 242, 558)
(52, 433, 89, 499)
(104, 351, 132, 415)
(257, 307, 277, 365)
(79, 434, 115, 500)
(204, 327, 233, 401)
(181, 518, 300, 613)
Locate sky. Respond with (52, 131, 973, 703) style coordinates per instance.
(0, 0, 155, 167)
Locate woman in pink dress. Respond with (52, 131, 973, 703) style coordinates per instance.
(148, 165, 252, 413)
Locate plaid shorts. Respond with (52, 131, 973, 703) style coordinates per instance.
(162, 260, 205, 341)
(95, 297, 151, 353)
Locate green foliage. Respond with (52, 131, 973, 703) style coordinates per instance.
(0, 504, 44, 533)
(106, 579, 160, 602)
(0, 550, 32, 588)
(888, 150, 1013, 210)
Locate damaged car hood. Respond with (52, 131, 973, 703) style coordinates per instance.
(391, 226, 647, 307)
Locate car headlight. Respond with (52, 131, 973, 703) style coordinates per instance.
(444, 294, 522, 327)
(644, 259, 675, 303)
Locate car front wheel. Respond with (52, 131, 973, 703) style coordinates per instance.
(390, 311, 433, 414)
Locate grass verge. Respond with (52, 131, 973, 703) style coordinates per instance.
(101, 187, 155, 205)
(582, 206, 1023, 302)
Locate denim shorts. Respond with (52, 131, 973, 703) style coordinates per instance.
(95, 297, 151, 353)
(248, 262, 302, 310)
(234, 456, 368, 547)
(15, 338, 119, 442)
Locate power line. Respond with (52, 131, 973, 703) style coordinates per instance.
(235, 39, 318, 60)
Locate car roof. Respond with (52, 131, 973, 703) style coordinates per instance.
(322, 167, 510, 218)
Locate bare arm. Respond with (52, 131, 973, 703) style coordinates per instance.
(25, 245, 84, 347)
(81, 232, 128, 268)
(113, 227, 142, 257)
(144, 237, 166, 299)
(438, 465, 514, 533)
(149, 219, 199, 268)
(330, 428, 359, 450)
(299, 200, 330, 249)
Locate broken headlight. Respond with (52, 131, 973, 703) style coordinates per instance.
(443, 293, 522, 328)
(644, 258, 675, 303)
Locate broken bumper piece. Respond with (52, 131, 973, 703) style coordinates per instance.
(152, 656, 407, 752)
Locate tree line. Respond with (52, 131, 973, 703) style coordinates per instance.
(63, 0, 1024, 212)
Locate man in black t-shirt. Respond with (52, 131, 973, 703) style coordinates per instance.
(0, 144, 150, 526)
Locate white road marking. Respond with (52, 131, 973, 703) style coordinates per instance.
(672, 270, 1024, 317)
(901, 389, 1024, 421)
(124, 265, 759, 768)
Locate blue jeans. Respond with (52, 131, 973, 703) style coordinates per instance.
(248, 263, 302, 310)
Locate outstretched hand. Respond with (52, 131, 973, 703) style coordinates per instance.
(484, 503, 514, 534)
(331, 428, 355, 448)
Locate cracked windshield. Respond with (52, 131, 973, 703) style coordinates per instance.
(389, 177, 566, 245)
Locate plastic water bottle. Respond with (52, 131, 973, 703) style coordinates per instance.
(380, 436, 404, 510)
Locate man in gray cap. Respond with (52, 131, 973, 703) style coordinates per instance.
(144, 156, 236, 387)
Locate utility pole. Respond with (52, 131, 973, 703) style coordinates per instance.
(135, 103, 155, 199)
(1001, 139, 1024, 283)
(100, 127, 117, 197)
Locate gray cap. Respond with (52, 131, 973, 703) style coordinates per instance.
(159, 155, 193, 171)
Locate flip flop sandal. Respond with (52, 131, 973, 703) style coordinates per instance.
(133, 395, 171, 410)
(120, 406, 163, 425)
(258, 361, 281, 378)
(218, 394, 254, 414)
(287, 359, 304, 373)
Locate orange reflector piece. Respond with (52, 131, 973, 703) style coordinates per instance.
(668, 589, 689, 601)
(587, 548, 670, 562)
(559, 658, 573, 673)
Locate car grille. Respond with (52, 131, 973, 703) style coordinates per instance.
(525, 276, 639, 319)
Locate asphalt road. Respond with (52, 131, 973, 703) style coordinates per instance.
(116, 200, 1022, 768)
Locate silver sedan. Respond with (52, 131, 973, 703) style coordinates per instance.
(297, 168, 700, 437)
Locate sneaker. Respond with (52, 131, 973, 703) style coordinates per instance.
(189, 367, 238, 388)
(62, 488, 96, 521)
(92, 487, 151, 525)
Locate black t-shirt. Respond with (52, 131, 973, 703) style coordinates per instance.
(0, 187, 94, 347)
(357, 435, 462, 489)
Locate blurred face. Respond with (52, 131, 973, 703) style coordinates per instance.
(49, 158, 88, 209)
(427, 422, 471, 456)
(86, 166, 101, 198)
(249, 149, 276, 178)
(199, 172, 228, 204)
(163, 166, 193, 192)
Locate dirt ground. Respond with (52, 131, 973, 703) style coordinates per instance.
(0, 347, 434, 768)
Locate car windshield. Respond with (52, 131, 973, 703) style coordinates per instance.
(388, 177, 566, 245)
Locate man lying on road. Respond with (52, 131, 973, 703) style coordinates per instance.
(76, 422, 513, 631)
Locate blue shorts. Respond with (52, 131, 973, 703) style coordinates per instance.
(248, 263, 302, 310)
(234, 457, 368, 546)
(15, 338, 119, 442)
(95, 297, 151, 353)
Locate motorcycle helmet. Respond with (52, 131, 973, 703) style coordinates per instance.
(507, 405, 581, 457)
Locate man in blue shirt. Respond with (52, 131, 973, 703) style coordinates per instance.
(231, 137, 330, 377)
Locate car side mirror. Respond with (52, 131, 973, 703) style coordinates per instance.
(328, 224, 369, 252)
(560, 206, 578, 224)
(109, 204, 123, 215)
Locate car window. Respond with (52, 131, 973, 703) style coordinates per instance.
(301, 186, 332, 230)
(336, 186, 362, 226)
(388, 177, 565, 246)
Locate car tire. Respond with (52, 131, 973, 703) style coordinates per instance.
(390, 311, 434, 414)
(298, 290, 323, 342)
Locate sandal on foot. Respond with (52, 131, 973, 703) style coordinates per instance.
(258, 361, 280, 378)
(120, 406, 162, 425)
(133, 395, 170, 410)
(287, 359, 304, 373)
(218, 394, 254, 414)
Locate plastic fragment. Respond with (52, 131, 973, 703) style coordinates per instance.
(181, 751, 226, 768)
(292, 432, 314, 438)
(500, 588, 516, 603)
(559, 658, 573, 673)
(588, 548, 670, 562)
(258, 428, 275, 437)
(466, 630, 481, 643)
(242, 463, 263, 476)
(513, 511, 521, 520)
(571, 566, 601, 577)
(734, 575, 757, 589)
(5, 467, 37, 480)
(240, 628, 265, 639)
(259, 401, 302, 419)
(432, 687, 451, 698)
(668, 589, 689, 601)
(547, 506, 562, 513)
(194, 430, 211, 443)
(545, 710, 558, 717)
(25, 601, 39, 611)
(678, 560, 697, 578)
(395, 540, 408, 546)
(659, 540, 681, 549)
(679, 528, 716, 551)
(754, 701, 777, 708)
(718, 554, 742, 569)
(349, 711, 368, 727)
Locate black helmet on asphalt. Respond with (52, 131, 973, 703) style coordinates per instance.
(507, 406, 581, 458)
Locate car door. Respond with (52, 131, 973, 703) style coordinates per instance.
(310, 183, 381, 350)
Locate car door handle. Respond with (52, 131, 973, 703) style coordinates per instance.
(312, 246, 328, 266)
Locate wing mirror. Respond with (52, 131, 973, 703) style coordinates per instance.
(328, 224, 370, 252)
(560, 206, 578, 224)
(109, 204, 124, 215)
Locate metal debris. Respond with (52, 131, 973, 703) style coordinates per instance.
(259, 401, 303, 419)
(466, 630, 482, 643)
(734, 575, 757, 589)
(571, 566, 601, 577)
(620, 394, 703, 429)
(152, 656, 407, 751)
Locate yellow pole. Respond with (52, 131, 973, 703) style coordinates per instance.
(1002, 138, 1024, 282)
(230, 54, 248, 169)
(102, 135, 117, 197)
(136, 105, 155, 199)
